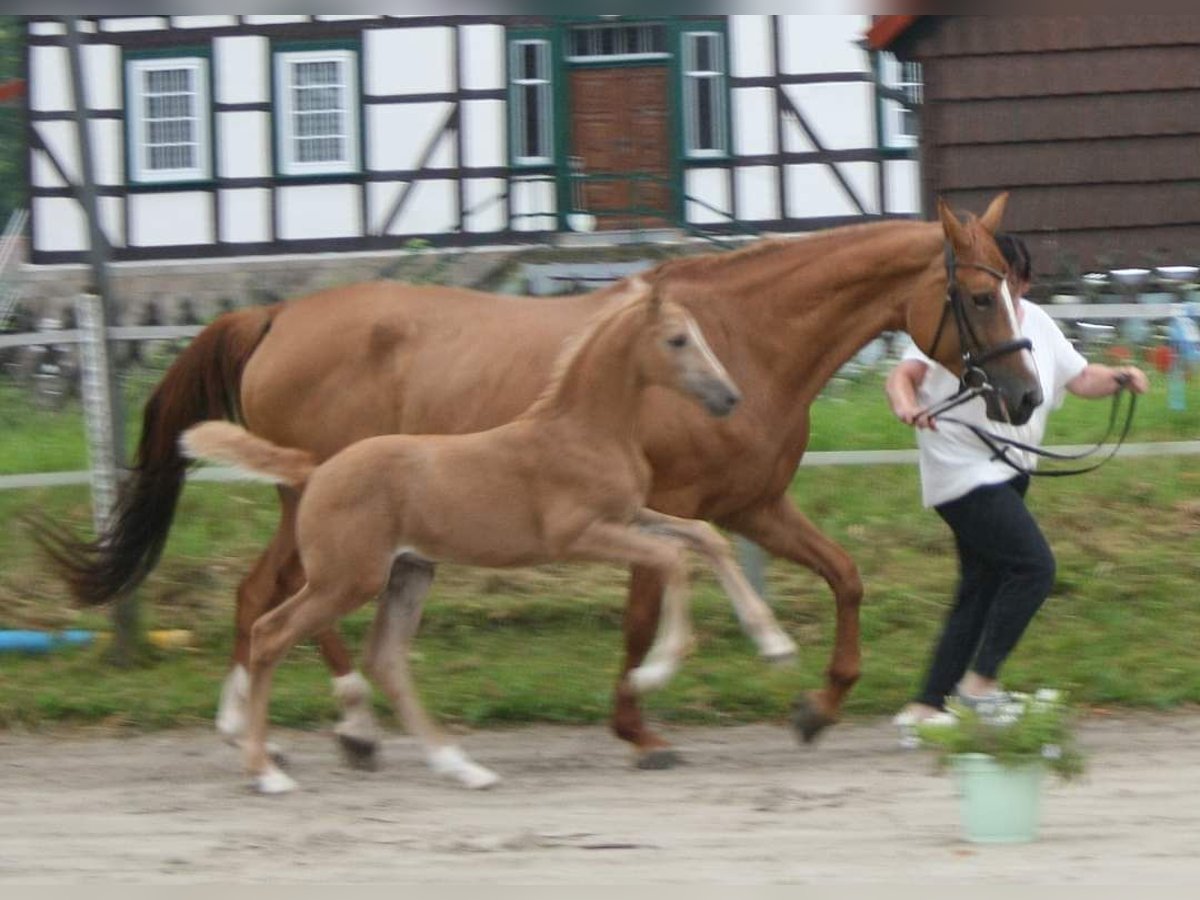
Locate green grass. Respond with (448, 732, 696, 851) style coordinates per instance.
(0, 359, 1198, 731)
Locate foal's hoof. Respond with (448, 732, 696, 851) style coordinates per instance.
(336, 733, 380, 771)
(253, 766, 298, 795)
(791, 695, 837, 745)
(635, 747, 683, 770)
(628, 661, 677, 694)
(761, 633, 799, 666)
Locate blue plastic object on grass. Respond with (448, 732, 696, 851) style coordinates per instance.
(0, 629, 96, 654)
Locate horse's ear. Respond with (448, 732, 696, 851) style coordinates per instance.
(937, 197, 968, 249)
(978, 192, 1009, 234)
(627, 275, 660, 313)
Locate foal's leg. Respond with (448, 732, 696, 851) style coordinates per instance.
(724, 494, 864, 743)
(362, 557, 500, 790)
(567, 524, 694, 696)
(217, 487, 382, 768)
(635, 509, 797, 662)
(244, 576, 382, 794)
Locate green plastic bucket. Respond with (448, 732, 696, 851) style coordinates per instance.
(951, 753, 1045, 843)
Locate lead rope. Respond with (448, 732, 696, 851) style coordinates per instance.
(920, 377, 1137, 478)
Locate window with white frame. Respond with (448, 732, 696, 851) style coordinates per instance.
(879, 52, 922, 148)
(510, 39, 553, 166)
(127, 56, 210, 183)
(682, 31, 727, 157)
(274, 48, 360, 176)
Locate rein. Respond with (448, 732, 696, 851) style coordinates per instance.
(919, 242, 1136, 477)
(933, 380, 1137, 478)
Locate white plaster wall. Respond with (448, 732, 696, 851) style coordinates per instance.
(128, 193, 214, 247)
(784, 161, 878, 219)
(783, 83, 874, 151)
(511, 178, 556, 232)
(885, 159, 922, 215)
(90, 120, 124, 186)
(99, 17, 167, 33)
(171, 16, 236, 29)
(218, 112, 271, 179)
(462, 100, 505, 169)
(461, 25, 505, 92)
(366, 27, 454, 96)
(84, 44, 122, 110)
(735, 166, 781, 222)
(32, 121, 80, 184)
(99, 196, 125, 248)
(243, 15, 309, 25)
(214, 36, 269, 105)
(779, 15, 870, 74)
(731, 87, 777, 157)
(31, 150, 66, 190)
(368, 103, 456, 172)
(684, 169, 731, 225)
(388, 180, 457, 236)
(277, 184, 361, 241)
(30, 46, 70, 112)
(219, 189, 272, 244)
(464, 178, 507, 233)
(728, 15, 773, 79)
(32, 197, 85, 253)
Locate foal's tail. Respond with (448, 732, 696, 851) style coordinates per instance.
(181, 422, 316, 489)
(31, 305, 277, 606)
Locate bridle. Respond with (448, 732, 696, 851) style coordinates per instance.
(925, 242, 1032, 398)
(917, 242, 1136, 478)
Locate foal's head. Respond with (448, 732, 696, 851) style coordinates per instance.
(627, 277, 741, 417)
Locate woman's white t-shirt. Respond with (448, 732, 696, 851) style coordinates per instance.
(903, 300, 1088, 508)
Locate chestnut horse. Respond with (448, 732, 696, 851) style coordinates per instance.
(41, 195, 1040, 768)
(182, 279, 796, 793)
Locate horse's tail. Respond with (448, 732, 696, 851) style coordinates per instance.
(181, 422, 315, 489)
(32, 305, 277, 606)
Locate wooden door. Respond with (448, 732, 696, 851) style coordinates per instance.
(570, 66, 672, 229)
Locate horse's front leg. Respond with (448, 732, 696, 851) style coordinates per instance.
(724, 494, 864, 744)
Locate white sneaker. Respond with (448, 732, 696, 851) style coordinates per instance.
(892, 708, 957, 749)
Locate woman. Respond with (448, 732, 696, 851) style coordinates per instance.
(886, 235, 1149, 730)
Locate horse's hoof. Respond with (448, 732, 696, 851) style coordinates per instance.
(336, 733, 380, 771)
(635, 747, 683, 770)
(791, 695, 837, 744)
(253, 766, 297, 795)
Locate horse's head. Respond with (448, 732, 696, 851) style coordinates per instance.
(908, 193, 1043, 426)
(628, 277, 741, 417)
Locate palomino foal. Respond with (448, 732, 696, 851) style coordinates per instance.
(183, 279, 796, 794)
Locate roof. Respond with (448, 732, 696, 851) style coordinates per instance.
(865, 16, 921, 51)
(0, 79, 25, 107)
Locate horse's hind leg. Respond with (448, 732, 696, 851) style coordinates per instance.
(725, 494, 864, 744)
(362, 557, 500, 790)
(613, 566, 680, 769)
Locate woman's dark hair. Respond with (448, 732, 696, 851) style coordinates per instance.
(995, 233, 1032, 284)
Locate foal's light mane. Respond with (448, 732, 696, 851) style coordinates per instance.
(521, 282, 655, 418)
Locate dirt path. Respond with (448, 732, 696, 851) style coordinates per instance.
(1, 715, 1198, 884)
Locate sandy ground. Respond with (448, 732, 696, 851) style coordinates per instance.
(1, 714, 1198, 884)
